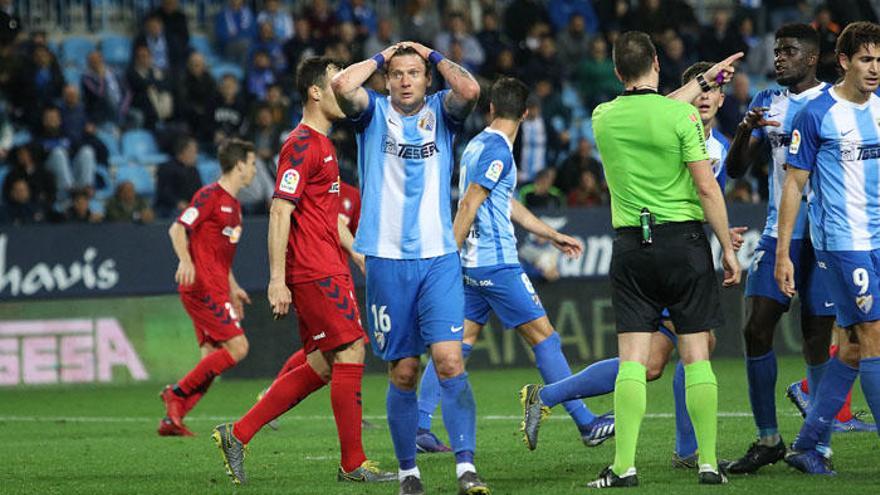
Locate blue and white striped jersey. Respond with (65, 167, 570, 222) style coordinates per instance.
(706, 128, 730, 190)
(349, 89, 462, 259)
(787, 88, 880, 251)
(459, 128, 518, 268)
(749, 82, 828, 239)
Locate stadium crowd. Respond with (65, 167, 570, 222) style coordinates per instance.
(0, 0, 877, 225)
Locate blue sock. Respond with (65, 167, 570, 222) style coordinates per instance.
(387, 382, 418, 470)
(859, 357, 880, 437)
(540, 357, 619, 408)
(793, 358, 858, 451)
(533, 333, 596, 429)
(673, 360, 697, 457)
(417, 344, 472, 433)
(439, 372, 477, 459)
(806, 360, 832, 448)
(746, 351, 778, 438)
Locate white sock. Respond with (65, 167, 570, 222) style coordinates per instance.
(456, 462, 476, 479)
(398, 467, 420, 482)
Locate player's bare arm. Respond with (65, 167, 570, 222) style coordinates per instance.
(228, 271, 251, 320)
(726, 108, 779, 178)
(268, 197, 295, 319)
(774, 166, 809, 297)
(453, 182, 490, 248)
(338, 216, 365, 274)
(687, 159, 741, 287)
(668, 52, 744, 103)
(510, 199, 584, 259)
(168, 222, 195, 286)
(407, 42, 480, 121)
(330, 44, 398, 117)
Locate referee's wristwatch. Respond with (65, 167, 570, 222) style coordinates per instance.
(696, 73, 712, 92)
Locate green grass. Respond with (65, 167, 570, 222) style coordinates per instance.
(2, 356, 878, 494)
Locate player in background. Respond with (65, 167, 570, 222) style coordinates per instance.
(415, 76, 614, 454)
(775, 21, 880, 475)
(332, 42, 489, 495)
(519, 61, 744, 468)
(723, 23, 837, 474)
(158, 138, 257, 437)
(212, 57, 395, 485)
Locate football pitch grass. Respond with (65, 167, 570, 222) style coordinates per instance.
(3, 356, 878, 494)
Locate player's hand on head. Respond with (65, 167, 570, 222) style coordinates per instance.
(741, 107, 781, 130)
(775, 256, 796, 297)
(552, 233, 584, 259)
(721, 248, 741, 287)
(405, 42, 433, 59)
(175, 260, 196, 286)
(381, 43, 400, 60)
(704, 52, 744, 87)
(729, 226, 748, 252)
(268, 280, 291, 320)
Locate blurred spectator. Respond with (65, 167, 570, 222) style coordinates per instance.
(521, 37, 563, 88)
(211, 74, 247, 144)
(567, 170, 604, 207)
(518, 96, 549, 183)
(152, 0, 189, 47)
(728, 179, 756, 204)
(65, 188, 102, 223)
(105, 181, 155, 223)
(401, 0, 442, 45)
(325, 39, 354, 67)
(245, 51, 276, 102)
(337, 0, 379, 39)
(435, 11, 485, 72)
(517, 22, 551, 67)
(82, 50, 130, 128)
(717, 73, 751, 138)
(0, 0, 21, 47)
(245, 104, 282, 164)
(35, 106, 98, 194)
(487, 48, 518, 80)
(215, 0, 255, 65)
(59, 85, 109, 169)
(126, 44, 175, 130)
(134, 13, 185, 73)
(503, 0, 549, 45)
(283, 18, 317, 73)
(596, 0, 636, 35)
(519, 168, 564, 210)
(698, 9, 748, 62)
(812, 4, 842, 82)
(0, 100, 13, 163)
(364, 18, 399, 60)
(0, 178, 45, 225)
(659, 35, 693, 94)
(632, 0, 671, 37)
(335, 21, 363, 63)
(257, 0, 294, 43)
(556, 138, 603, 193)
(556, 15, 591, 72)
(534, 79, 570, 165)
(575, 37, 620, 110)
(304, 0, 338, 45)
(178, 52, 218, 144)
(155, 135, 201, 217)
(475, 10, 508, 76)
(239, 106, 278, 213)
(265, 84, 291, 128)
(10, 45, 64, 129)
(252, 22, 287, 71)
(2, 144, 56, 208)
(548, 0, 599, 35)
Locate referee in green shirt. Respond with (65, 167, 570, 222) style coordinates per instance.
(587, 32, 742, 488)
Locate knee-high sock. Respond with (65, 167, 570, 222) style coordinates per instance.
(183, 376, 216, 415)
(276, 349, 307, 380)
(612, 361, 646, 476)
(540, 357, 619, 407)
(673, 361, 697, 457)
(387, 382, 419, 470)
(439, 372, 477, 464)
(746, 351, 778, 438)
(793, 358, 858, 451)
(533, 333, 595, 429)
(233, 363, 327, 444)
(417, 343, 472, 432)
(806, 360, 832, 449)
(176, 348, 236, 396)
(685, 360, 718, 468)
(859, 357, 880, 436)
(331, 363, 367, 472)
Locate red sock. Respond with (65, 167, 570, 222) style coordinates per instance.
(177, 348, 236, 396)
(276, 349, 307, 379)
(837, 388, 854, 422)
(829, 345, 839, 358)
(800, 378, 809, 393)
(331, 363, 367, 472)
(183, 376, 216, 415)
(233, 363, 327, 444)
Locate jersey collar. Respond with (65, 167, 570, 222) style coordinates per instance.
(484, 127, 514, 151)
(788, 81, 828, 101)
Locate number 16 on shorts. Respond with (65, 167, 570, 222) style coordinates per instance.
(370, 304, 391, 351)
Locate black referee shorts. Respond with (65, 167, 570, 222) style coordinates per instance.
(610, 221, 723, 335)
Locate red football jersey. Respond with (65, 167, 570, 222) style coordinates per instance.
(274, 124, 347, 284)
(338, 181, 361, 235)
(176, 183, 242, 294)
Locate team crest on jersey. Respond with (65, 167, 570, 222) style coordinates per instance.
(222, 225, 243, 244)
(279, 169, 300, 194)
(688, 113, 698, 123)
(330, 177, 340, 194)
(840, 141, 858, 161)
(418, 111, 435, 131)
(485, 160, 504, 182)
(180, 207, 199, 225)
(789, 129, 801, 154)
(857, 294, 874, 314)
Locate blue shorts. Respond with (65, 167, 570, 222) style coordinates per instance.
(463, 264, 546, 329)
(365, 253, 464, 361)
(815, 249, 880, 328)
(745, 235, 835, 316)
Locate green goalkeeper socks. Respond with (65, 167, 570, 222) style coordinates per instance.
(612, 361, 647, 476)
(685, 360, 718, 468)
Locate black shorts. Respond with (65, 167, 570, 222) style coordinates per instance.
(610, 221, 723, 335)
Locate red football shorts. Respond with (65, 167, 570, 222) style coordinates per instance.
(180, 291, 244, 346)
(291, 274, 366, 354)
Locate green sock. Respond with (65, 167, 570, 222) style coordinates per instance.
(612, 361, 647, 476)
(684, 360, 718, 468)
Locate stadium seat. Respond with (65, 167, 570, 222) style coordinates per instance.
(100, 34, 132, 67)
(121, 130, 168, 166)
(210, 63, 244, 81)
(196, 158, 221, 184)
(89, 198, 106, 216)
(115, 163, 155, 197)
(61, 36, 97, 67)
(11, 129, 31, 147)
(63, 66, 83, 85)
